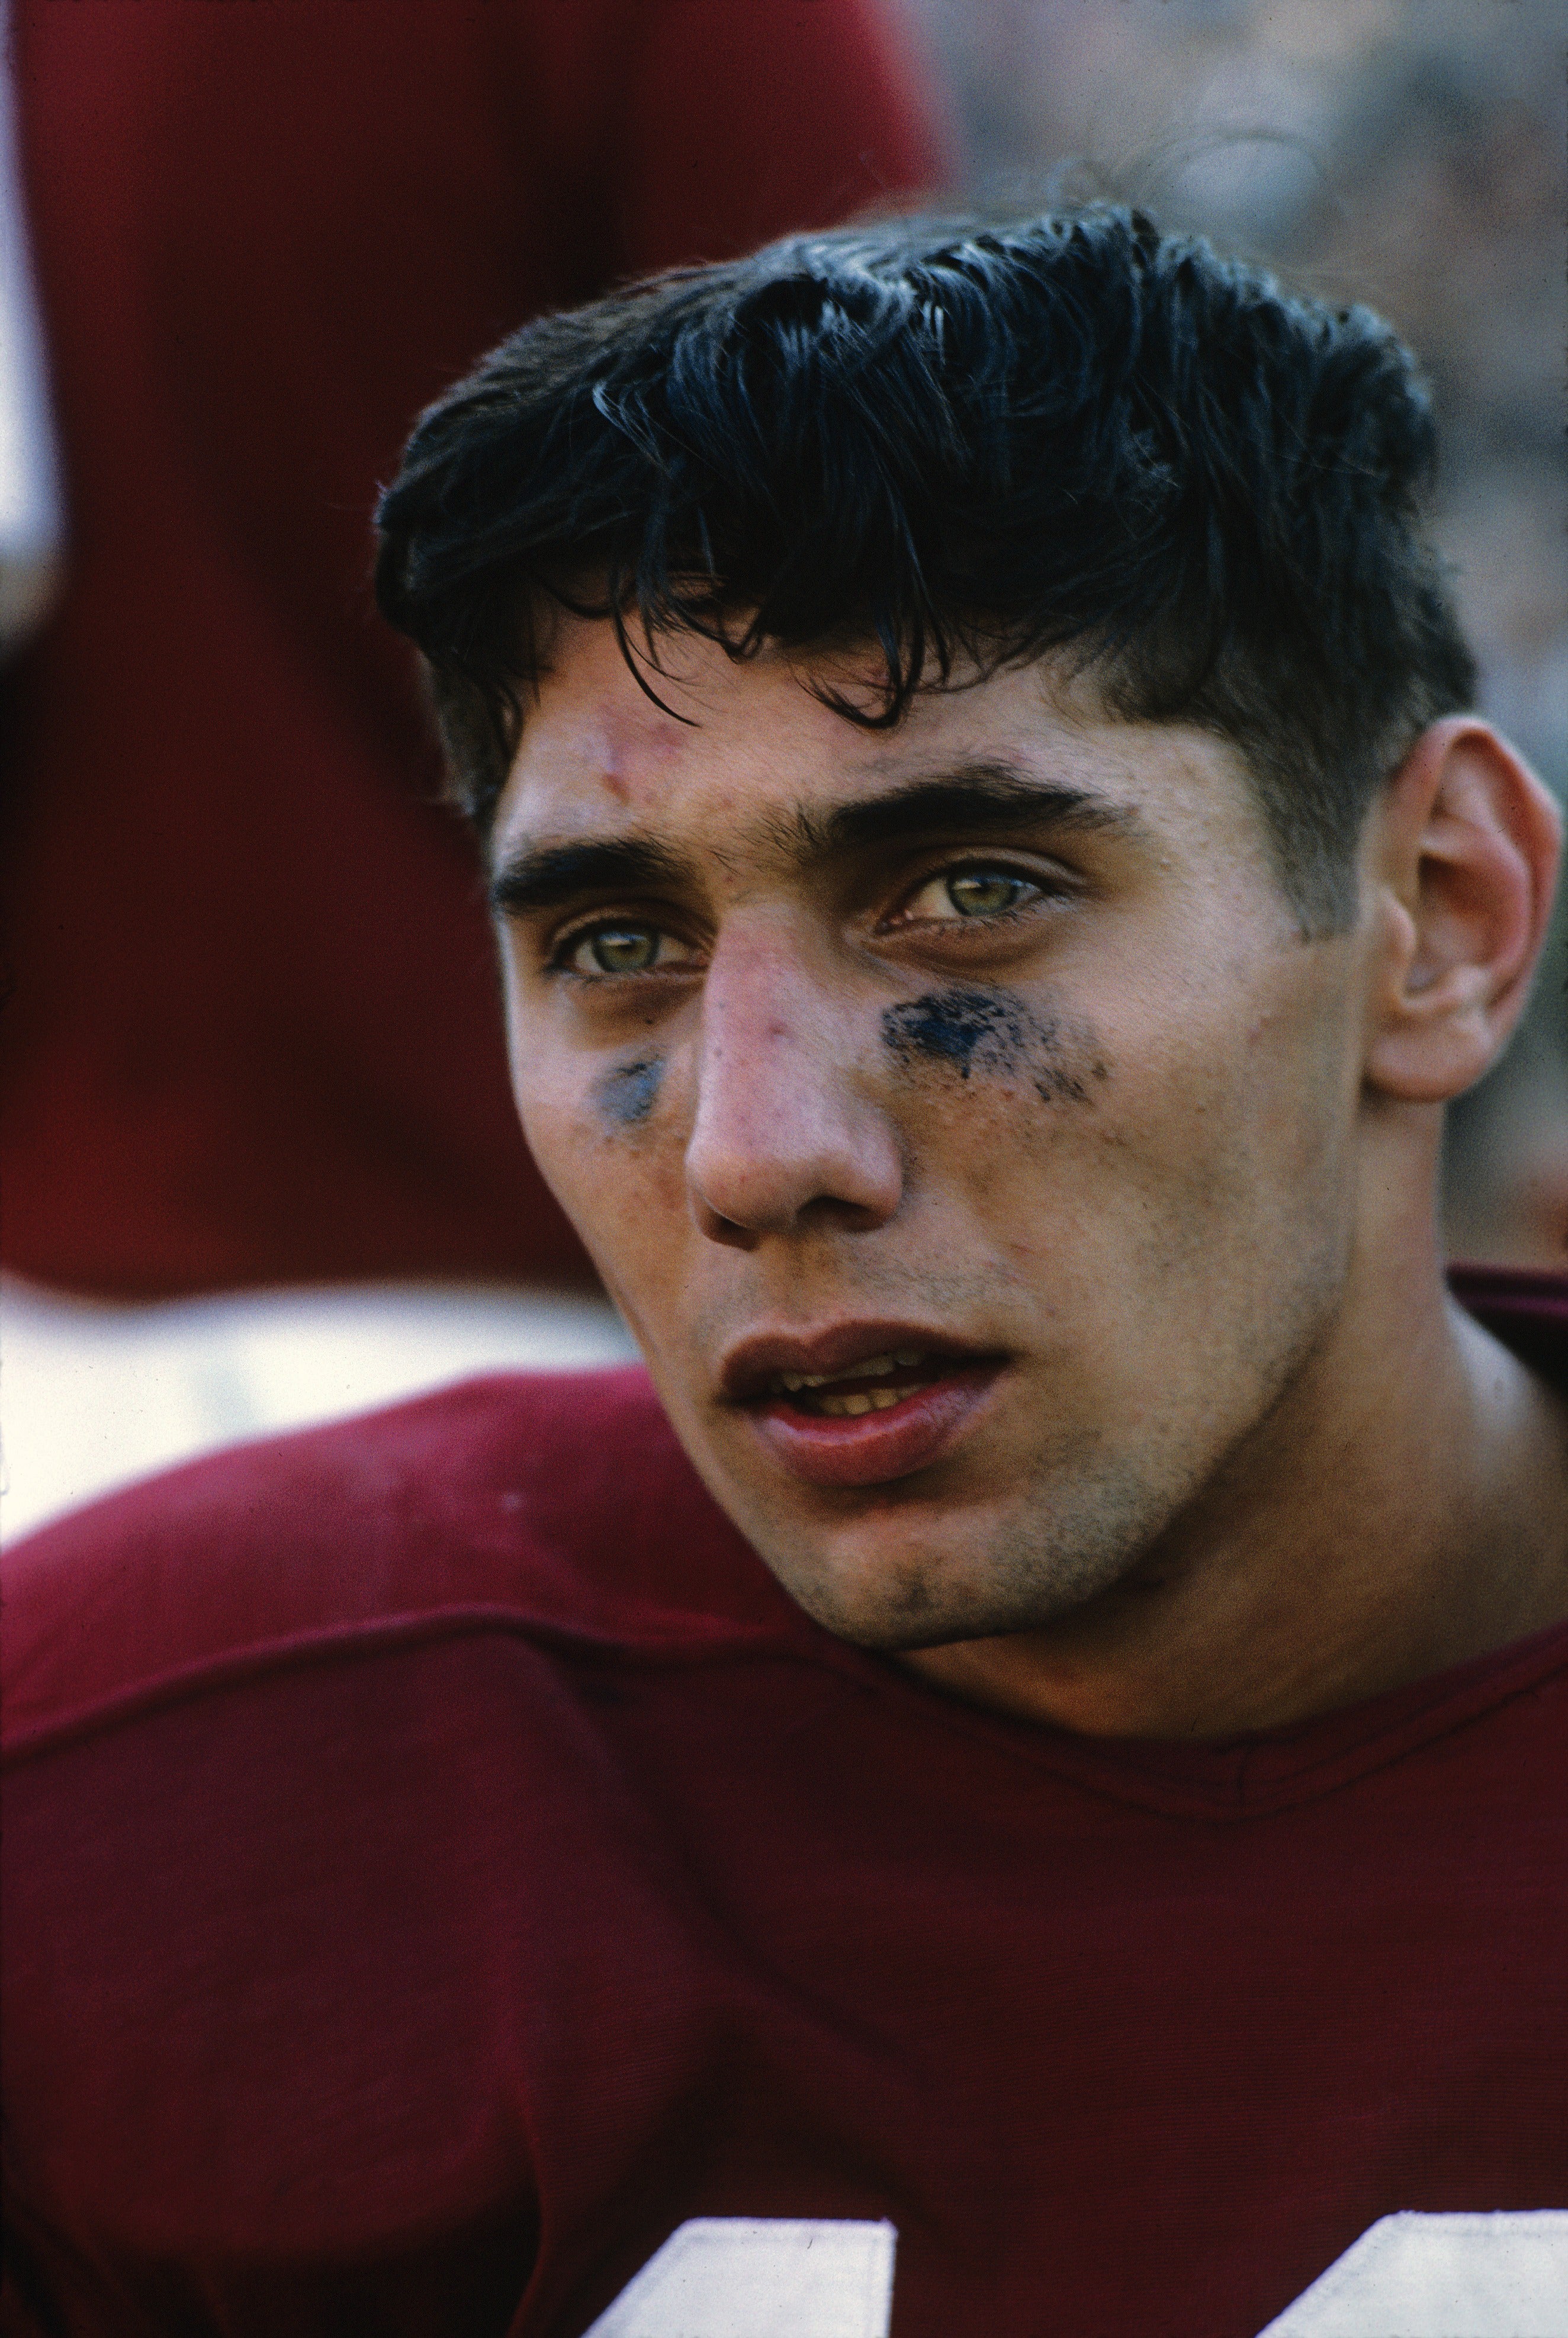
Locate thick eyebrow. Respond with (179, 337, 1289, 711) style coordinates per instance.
(489, 759, 1145, 918)
(763, 761, 1147, 862)
(487, 836, 690, 918)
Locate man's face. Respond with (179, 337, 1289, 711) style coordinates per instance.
(490, 618, 1368, 1649)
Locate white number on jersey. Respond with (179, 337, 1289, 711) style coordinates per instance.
(580, 2217, 897, 2338)
(579, 2205, 1568, 2336)
(1255, 2209, 1568, 2336)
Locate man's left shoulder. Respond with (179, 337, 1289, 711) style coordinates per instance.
(1, 1366, 788, 1748)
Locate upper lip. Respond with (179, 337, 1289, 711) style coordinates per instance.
(719, 1321, 1000, 1404)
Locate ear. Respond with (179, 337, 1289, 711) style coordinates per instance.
(1364, 718, 1562, 1104)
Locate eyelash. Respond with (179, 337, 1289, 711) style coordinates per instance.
(546, 859, 1062, 980)
(550, 921, 698, 979)
(893, 863, 1055, 927)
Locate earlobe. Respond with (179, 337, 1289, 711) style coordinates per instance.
(1364, 718, 1562, 1104)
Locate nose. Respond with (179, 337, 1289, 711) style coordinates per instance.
(685, 921, 903, 1248)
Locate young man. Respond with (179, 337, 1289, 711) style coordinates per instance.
(4, 211, 1565, 2338)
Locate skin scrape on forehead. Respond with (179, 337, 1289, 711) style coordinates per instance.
(881, 986, 1106, 1107)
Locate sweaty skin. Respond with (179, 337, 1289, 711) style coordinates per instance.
(489, 618, 1568, 1738)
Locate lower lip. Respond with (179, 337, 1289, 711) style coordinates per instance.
(746, 1365, 1003, 1488)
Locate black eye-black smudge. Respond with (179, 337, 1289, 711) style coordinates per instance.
(1034, 1059, 1093, 1106)
(881, 988, 1030, 1079)
(597, 1055, 664, 1128)
(882, 987, 1101, 1107)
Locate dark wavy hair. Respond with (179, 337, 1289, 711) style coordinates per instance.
(374, 205, 1475, 930)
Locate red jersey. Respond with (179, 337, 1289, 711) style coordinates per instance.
(0, 0, 947, 1298)
(3, 1268, 1566, 2337)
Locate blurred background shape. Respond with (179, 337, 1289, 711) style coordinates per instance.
(0, 1277, 638, 1544)
(0, 0, 949, 1303)
(0, 0, 950, 1536)
(0, 4, 58, 653)
(1, 0, 1561, 1542)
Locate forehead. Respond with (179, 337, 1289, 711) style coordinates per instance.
(491, 614, 1262, 872)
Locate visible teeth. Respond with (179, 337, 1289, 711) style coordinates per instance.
(800, 1382, 925, 1417)
(775, 1348, 928, 1394)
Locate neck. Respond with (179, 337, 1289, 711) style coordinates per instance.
(904, 1202, 1568, 1741)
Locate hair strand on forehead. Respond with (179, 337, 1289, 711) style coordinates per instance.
(375, 204, 1476, 934)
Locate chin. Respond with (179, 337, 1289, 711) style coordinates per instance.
(760, 1471, 1173, 1652)
(770, 1540, 1110, 1654)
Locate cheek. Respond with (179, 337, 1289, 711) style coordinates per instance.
(1064, 955, 1359, 1305)
(880, 985, 1111, 1173)
(877, 956, 1310, 1263)
(514, 1049, 692, 1264)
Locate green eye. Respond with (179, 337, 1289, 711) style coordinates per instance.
(580, 924, 661, 974)
(944, 870, 1029, 917)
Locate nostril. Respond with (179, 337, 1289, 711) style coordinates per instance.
(798, 1194, 889, 1235)
(690, 1188, 763, 1250)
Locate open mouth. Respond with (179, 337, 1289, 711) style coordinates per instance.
(766, 1348, 953, 1418)
(721, 1324, 1005, 1486)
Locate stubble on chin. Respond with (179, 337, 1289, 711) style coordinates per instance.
(750, 1256, 1348, 1657)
